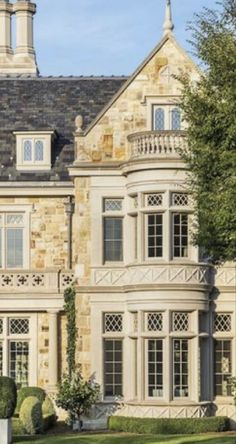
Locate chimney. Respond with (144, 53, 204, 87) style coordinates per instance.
(13, 0, 38, 75)
(0, 0, 13, 73)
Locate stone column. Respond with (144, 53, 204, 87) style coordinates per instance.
(48, 310, 59, 391)
(0, 1, 13, 56)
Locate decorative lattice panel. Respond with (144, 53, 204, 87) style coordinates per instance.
(214, 313, 232, 332)
(104, 313, 123, 333)
(104, 199, 123, 212)
(173, 312, 189, 332)
(9, 318, 29, 335)
(146, 194, 163, 207)
(6, 214, 24, 225)
(0, 319, 3, 335)
(147, 313, 163, 331)
(172, 193, 188, 207)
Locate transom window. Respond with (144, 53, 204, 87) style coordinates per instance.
(152, 105, 182, 131)
(147, 339, 163, 397)
(214, 340, 232, 396)
(214, 314, 232, 333)
(145, 194, 163, 207)
(173, 213, 188, 258)
(172, 193, 189, 207)
(172, 312, 189, 332)
(104, 313, 123, 333)
(9, 318, 29, 335)
(146, 213, 163, 258)
(104, 198, 123, 212)
(0, 213, 24, 268)
(173, 339, 189, 398)
(146, 312, 163, 332)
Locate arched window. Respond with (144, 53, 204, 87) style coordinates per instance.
(171, 108, 181, 130)
(35, 140, 44, 161)
(154, 108, 165, 131)
(23, 140, 32, 162)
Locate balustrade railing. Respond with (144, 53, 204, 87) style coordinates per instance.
(128, 131, 187, 160)
(0, 270, 74, 293)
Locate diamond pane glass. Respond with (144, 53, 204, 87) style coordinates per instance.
(35, 140, 44, 161)
(146, 194, 163, 207)
(23, 140, 32, 161)
(173, 312, 189, 332)
(9, 341, 29, 388)
(104, 313, 123, 333)
(9, 318, 29, 335)
(214, 314, 232, 332)
(104, 199, 123, 212)
(6, 214, 24, 225)
(172, 193, 188, 206)
(147, 313, 163, 331)
(154, 108, 165, 130)
(171, 108, 181, 130)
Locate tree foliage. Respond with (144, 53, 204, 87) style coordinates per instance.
(178, 0, 236, 264)
(64, 286, 77, 376)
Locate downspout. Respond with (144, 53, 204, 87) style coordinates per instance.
(64, 196, 75, 270)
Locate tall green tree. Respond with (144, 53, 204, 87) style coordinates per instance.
(178, 0, 236, 264)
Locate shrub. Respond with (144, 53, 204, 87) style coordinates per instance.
(16, 387, 45, 413)
(0, 376, 17, 419)
(42, 396, 57, 430)
(108, 416, 230, 434)
(19, 396, 43, 435)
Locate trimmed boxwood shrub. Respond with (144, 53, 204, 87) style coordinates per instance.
(108, 416, 230, 435)
(42, 396, 57, 430)
(19, 396, 43, 435)
(0, 376, 17, 419)
(16, 386, 45, 413)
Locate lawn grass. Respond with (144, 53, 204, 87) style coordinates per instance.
(13, 432, 236, 444)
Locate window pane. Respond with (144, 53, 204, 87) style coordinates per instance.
(9, 341, 29, 389)
(104, 218, 123, 261)
(171, 108, 181, 130)
(0, 342, 3, 376)
(6, 228, 23, 268)
(0, 228, 2, 268)
(23, 140, 32, 161)
(104, 339, 123, 397)
(35, 140, 44, 161)
(147, 214, 163, 258)
(214, 340, 232, 396)
(148, 339, 163, 397)
(173, 213, 188, 258)
(173, 339, 189, 398)
(154, 108, 165, 130)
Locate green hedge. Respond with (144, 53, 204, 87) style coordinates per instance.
(0, 376, 17, 419)
(16, 387, 46, 413)
(19, 396, 43, 435)
(42, 396, 57, 430)
(108, 416, 230, 435)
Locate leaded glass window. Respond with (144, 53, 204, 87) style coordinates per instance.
(214, 340, 232, 396)
(23, 140, 32, 162)
(35, 140, 44, 161)
(148, 339, 163, 397)
(171, 108, 181, 130)
(104, 339, 123, 397)
(9, 341, 29, 388)
(104, 313, 123, 333)
(104, 217, 123, 262)
(214, 314, 232, 332)
(173, 339, 189, 397)
(154, 108, 165, 130)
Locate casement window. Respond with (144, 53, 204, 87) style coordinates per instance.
(14, 131, 55, 171)
(147, 339, 163, 397)
(103, 313, 123, 398)
(0, 316, 36, 388)
(214, 340, 232, 396)
(152, 106, 182, 131)
(173, 213, 188, 258)
(103, 198, 123, 262)
(0, 213, 25, 268)
(173, 339, 189, 398)
(146, 213, 163, 258)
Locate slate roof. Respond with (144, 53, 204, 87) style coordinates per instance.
(0, 76, 127, 182)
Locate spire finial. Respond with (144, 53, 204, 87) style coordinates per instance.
(163, 0, 174, 36)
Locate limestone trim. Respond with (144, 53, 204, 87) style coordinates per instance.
(14, 131, 55, 172)
(0, 184, 74, 196)
(0, 270, 74, 294)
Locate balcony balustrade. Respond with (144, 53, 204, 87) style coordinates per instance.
(128, 130, 187, 160)
(0, 270, 74, 293)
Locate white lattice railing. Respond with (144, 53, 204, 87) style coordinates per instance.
(0, 270, 74, 293)
(128, 131, 187, 160)
(92, 264, 212, 287)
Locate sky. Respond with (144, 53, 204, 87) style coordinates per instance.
(30, 0, 222, 77)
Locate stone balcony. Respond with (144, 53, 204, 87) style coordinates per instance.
(127, 130, 187, 160)
(0, 270, 74, 294)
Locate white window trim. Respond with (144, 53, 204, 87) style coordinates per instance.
(14, 131, 55, 171)
(145, 96, 186, 131)
(0, 204, 32, 269)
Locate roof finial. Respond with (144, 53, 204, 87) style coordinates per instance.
(163, 0, 174, 36)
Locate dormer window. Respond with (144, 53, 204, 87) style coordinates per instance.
(14, 131, 55, 171)
(152, 105, 181, 131)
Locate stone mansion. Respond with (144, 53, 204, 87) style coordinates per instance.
(0, 0, 235, 429)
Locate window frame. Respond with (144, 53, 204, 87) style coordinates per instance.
(172, 212, 189, 259)
(214, 339, 232, 398)
(102, 198, 124, 264)
(152, 105, 182, 131)
(146, 338, 164, 399)
(14, 131, 55, 171)
(145, 212, 163, 260)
